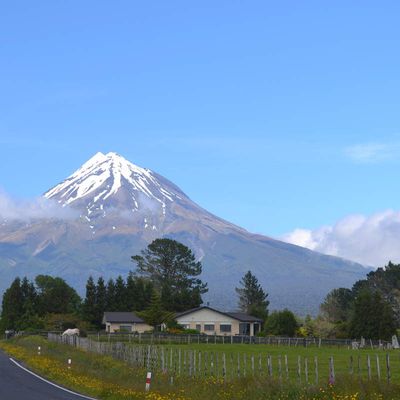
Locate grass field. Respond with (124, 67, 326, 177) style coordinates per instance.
(86, 335, 400, 383)
(2, 336, 400, 399)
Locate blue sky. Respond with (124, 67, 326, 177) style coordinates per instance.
(1, 1, 400, 251)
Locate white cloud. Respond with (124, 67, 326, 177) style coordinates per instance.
(282, 210, 400, 268)
(0, 190, 77, 221)
(344, 142, 397, 163)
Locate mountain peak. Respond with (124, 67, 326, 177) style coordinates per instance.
(44, 152, 181, 219)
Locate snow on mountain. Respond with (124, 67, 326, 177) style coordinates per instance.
(44, 152, 182, 220)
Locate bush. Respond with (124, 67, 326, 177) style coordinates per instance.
(265, 309, 298, 336)
(183, 329, 200, 335)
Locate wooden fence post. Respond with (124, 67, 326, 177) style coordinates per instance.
(278, 355, 282, 380)
(367, 355, 371, 380)
(198, 351, 202, 375)
(269, 355, 273, 377)
(386, 353, 391, 383)
(297, 355, 301, 382)
(178, 349, 182, 376)
(285, 355, 289, 379)
(222, 353, 226, 382)
(189, 351, 192, 377)
(304, 357, 308, 384)
(376, 355, 381, 380)
(329, 356, 335, 384)
(349, 355, 353, 375)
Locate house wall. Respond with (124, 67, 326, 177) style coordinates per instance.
(176, 309, 241, 335)
(106, 322, 153, 333)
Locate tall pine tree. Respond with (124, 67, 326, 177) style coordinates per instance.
(235, 271, 269, 321)
(1, 277, 24, 330)
(82, 276, 97, 326)
(106, 278, 117, 311)
(95, 277, 107, 327)
(114, 276, 127, 311)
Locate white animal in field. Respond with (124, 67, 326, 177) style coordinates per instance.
(62, 328, 80, 336)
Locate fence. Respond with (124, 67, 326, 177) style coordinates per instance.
(87, 332, 392, 349)
(48, 333, 395, 384)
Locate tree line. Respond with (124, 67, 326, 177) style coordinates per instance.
(301, 261, 400, 341)
(1, 238, 296, 335)
(7, 237, 396, 340)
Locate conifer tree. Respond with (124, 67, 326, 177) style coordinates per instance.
(114, 275, 127, 311)
(20, 277, 37, 315)
(126, 272, 137, 310)
(18, 277, 42, 330)
(106, 278, 117, 311)
(1, 277, 24, 330)
(82, 276, 97, 326)
(137, 291, 174, 330)
(235, 271, 269, 320)
(95, 277, 107, 327)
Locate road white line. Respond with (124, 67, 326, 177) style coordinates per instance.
(9, 357, 98, 400)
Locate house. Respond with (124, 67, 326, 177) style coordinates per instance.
(102, 312, 153, 333)
(175, 306, 263, 336)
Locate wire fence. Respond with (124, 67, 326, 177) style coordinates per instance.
(48, 333, 397, 384)
(86, 331, 392, 349)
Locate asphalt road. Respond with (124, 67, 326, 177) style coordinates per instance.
(0, 350, 95, 400)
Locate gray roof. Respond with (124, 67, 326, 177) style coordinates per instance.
(102, 312, 144, 324)
(225, 312, 263, 322)
(175, 306, 263, 323)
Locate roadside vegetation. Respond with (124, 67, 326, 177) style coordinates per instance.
(3, 336, 400, 399)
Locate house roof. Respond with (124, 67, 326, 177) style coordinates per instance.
(225, 312, 263, 322)
(103, 312, 144, 324)
(175, 306, 263, 323)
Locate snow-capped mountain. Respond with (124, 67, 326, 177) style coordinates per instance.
(0, 152, 369, 314)
(43, 151, 243, 239)
(45, 152, 182, 220)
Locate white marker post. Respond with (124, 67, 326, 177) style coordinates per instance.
(37, 346, 41, 356)
(68, 358, 72, 369)
(145, 372, 152, 391)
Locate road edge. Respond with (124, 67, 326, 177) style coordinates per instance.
(9, 357, 98, 400)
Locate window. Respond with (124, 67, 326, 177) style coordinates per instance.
(220, 324, 231, 333)
(204, 324, 215, 331)
(119, 325, 132, 332)
(182, 324, 190, 330)
(196, 324, 201, 332)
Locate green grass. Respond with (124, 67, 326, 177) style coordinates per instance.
(2, 336, 400, 399)
(88, 335, 400, 384)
